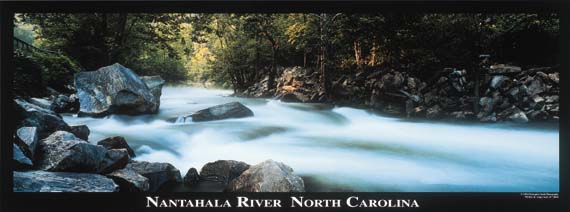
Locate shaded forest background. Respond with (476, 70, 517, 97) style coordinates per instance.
(14, 13, 559, 95)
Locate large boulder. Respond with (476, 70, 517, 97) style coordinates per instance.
(14, 171, 118, 192)
(200, 160, 250, 186)
(125, 161, 182, 192)
(225, 160, 305, 192)
(191, 102, 254, 122)
(37, 131, 124, 173)
(141, 76, 165, 107)
(14, 98, 71, 139)
(106, 168, 150, 192)
(97, 136, 136, 157)
(74, 63, 161, 117)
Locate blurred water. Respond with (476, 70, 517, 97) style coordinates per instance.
(63, 86, 559, 192)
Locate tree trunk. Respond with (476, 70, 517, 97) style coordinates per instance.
(319, 13, 330, 98)
(303, 50, 307, 68)
(369, 35, 378, 66)
(353, 39, 362, 69)
(268, 46, 277, 93)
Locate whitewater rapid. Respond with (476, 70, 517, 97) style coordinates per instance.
(63, 86, 559, 192)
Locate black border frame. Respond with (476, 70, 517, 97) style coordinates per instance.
(1, 1, 568, 212)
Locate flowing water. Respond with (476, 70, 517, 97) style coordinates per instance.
(63, 86, 559, 192)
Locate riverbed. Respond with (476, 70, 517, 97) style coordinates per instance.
(63, 85, 559, 192)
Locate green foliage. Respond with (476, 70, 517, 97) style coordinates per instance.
(18, 12, 559, 92)
(13, 51, 45, 97)
(18, 13, 192, 82)
(30, 50, 80, 92)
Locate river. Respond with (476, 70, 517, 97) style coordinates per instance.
(62, 85, 559, 192)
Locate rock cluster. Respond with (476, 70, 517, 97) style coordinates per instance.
(242, 65, 559, 123)
(12, 63, 179, 192)
(243, 67, 326, 103)
(182, 159, 305, 192)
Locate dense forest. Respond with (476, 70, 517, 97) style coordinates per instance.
(14, 13, 559, 120)
(12, 12, 561, 194)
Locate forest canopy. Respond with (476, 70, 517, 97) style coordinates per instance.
(15, 13, 559, 90)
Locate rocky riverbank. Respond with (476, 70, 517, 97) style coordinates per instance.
(13, 63, 304, 192)
(240, 65, 559, 123)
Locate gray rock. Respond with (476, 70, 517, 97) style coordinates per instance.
(545, 95, 559, 103)
(449, 111, 474, 120)
(478, 112, 497, 122)
(37, 131, 107, 173)
(97, 136, 136, 157)
(14, 98, 71, 139)
(14, 171, 118, 192)
(53, 94, 79, 113)
(426, 105, 442, 119)
(449, 69, 467, 93)
(74, 63, 160, 117)
(479, 97, 495, 113)
(28, 97, 55, 111)
(13, 144, 33, 170)
(191, 102, 254, 122)
(69, 125, 90, 141)
(508, 111, 529, 123)
(280, 92, 310, 103)
(106, 168, 149, 192)
(126, 161, 182, 192)
(225, 159, 305, 192)
(183, 167, 200, 186)
(528, 110, 549, 121)
(527, 78, 546, 96)
(200, 160, 250, 186)
(548, 73, 559, 84)
(489, 75, 509, 90)
(141, 76, 165, 107)
(489, 64, 522, 75)
(16, 127, 39, 159)
(99, 149, 130, 174)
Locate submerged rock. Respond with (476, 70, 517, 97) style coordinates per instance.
(74, 63, 161, 117)
(200, 160, 250, 186)
(106, 168, 149, 192)
(14, 171, 118, 192)
(191, 102, 254, 122)
(125, 161, 182, 192)
(97, 136, 136, 157)
(226, 159, 305, 192)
